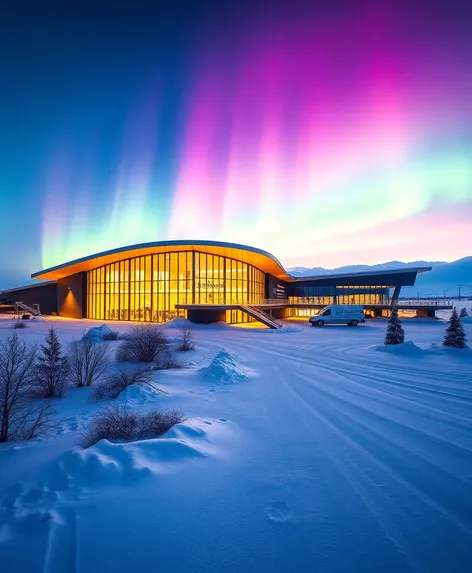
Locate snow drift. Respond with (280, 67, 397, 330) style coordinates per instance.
(372, 341, 424, 355)
(82, 324, 119, 343)
(201, 351, 250, 384)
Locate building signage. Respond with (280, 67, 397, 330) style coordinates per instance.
(197, 280, 224, 291)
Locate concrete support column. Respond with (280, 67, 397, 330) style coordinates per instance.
(415, 308, 435, 318)
(271, 308, 285, 319)
(187, 308, 226, 324)
(391, 285, 402, 304)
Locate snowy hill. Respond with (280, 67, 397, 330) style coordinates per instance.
(404, 257, 472, 297)
(288, 260, 445, 277)
(288, 257, 472, 298)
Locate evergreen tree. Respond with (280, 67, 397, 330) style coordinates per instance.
(443, 308, 468, 349)
(459, 307, 468, 318)
(384, 305, 405, 345)
(36, 327, 69, 397)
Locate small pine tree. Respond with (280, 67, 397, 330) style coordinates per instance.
(36, 327, 69, 397)
(459, 307, 468, 319)
(443, 308, 468, 349)
(384, 305, 405, 345)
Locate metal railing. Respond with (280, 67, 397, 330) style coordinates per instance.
(238, 304, 281, 329)
(15, 301, 41, 316)
(396, 299, 455, 307)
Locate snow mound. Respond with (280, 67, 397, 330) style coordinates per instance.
(372, 341, 424, 355)
(0, 420, 228, 545)
(166, 318, 232, 330)
(51, 418, 224, 491)
(165, 317, 192, 329)
(275, 324, 303, 333)
(201, 351, 250, 384)
(116, 381, 164, 405)
(82, 323, 119, 342)
(425, 345, 472, 358)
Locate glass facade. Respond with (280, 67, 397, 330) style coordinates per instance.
(86, 249, 396, 325)
(288, 285, 390, 306)
(286, 307, 319, 318)
(86, 250, 265, 322)
(335, 286, 390, 305)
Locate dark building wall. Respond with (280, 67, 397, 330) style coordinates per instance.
(1, 283, 58, 315)
(269, 307, 288, 319)
(58, 272, 86, 318)
(287, 284, 336, 297)
(187, 308, 226, 324)
(265, 274, 287, 300)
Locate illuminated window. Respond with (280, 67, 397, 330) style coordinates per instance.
(86, 249, 265, 323)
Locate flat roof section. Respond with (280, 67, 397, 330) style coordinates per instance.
(296, 267, 432, 281)
(1, 280, 57, 295)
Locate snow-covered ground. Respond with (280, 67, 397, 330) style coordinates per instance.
(1, 316, 471, 573)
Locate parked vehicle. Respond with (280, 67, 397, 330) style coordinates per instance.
(309, 305, 365, 327)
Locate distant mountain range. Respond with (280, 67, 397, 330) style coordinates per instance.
(287, 257, 472, 298)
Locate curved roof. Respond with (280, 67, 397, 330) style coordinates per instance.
(32, 239, 432, 285)
(32, 240, 293, 281)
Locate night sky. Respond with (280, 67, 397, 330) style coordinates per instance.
(1, 0, 471, 289)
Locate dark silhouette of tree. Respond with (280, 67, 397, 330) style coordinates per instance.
(443, 308, 468, 349)
(0, 335, 56, 442)
(384, 305, 405, 345)
(68, 339, 110, 387)
(36, 327, 68, 397)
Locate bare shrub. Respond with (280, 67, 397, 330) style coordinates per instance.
(82, 405, 137, 447)
(0, 334, 57, 442)
(102, 330, 120, 341)
(116, 324, 170, 362)
(137, 409, 185, 440)
(68, 339, 110, 387)
(177, 324, 195, 351)
(82, 404, 185, 448)
(14, 401, 58, 441)
(35, 327, 68, 398)
(459, 307, 469, 319)
(152, 352, 182, 370)
(12, 321, 27, 329)
(91, 366, 150, 401)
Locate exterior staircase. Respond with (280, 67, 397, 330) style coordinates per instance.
(238, 304, 282, 329)
(15, 301, 41, 317)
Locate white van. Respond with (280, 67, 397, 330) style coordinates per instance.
(309, 305, 365, 327)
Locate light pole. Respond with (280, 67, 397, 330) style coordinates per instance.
(443, 288, 452, 300)
(458, 285, 472, 300)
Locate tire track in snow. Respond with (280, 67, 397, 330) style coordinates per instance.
(217, 335, 424, 570)
(209, 335, 415, 570)
(292, 370, 472, 527)
(231, 338, 472, 416)
(263, 348, 421, 572)
(218, 329, 472, 572)
(279, 369, 472, 572)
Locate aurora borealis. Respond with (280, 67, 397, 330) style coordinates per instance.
(1, 1, 471, 288)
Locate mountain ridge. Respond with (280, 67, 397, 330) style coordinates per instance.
(287, 257, 472, 298)
(287, 260, 450, 276)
